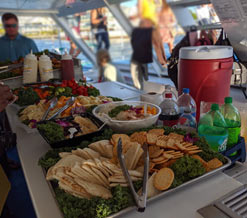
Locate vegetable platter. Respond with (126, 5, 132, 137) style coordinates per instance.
(13, 79, 100, 107)
(39, 126, 230, 218)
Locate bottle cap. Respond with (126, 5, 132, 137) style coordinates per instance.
(25, 50, 37, 60)
(211, 103, 219, 111)
(39, 53, 50, 61)
(225, 97, 232, 104)
(62, 53, 72, 60)
(183, 88, 189, 94)
(165, 93, 172, 98)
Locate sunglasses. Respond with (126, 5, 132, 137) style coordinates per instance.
(4, 24, 17, 28)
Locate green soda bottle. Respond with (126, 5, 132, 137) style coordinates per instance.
(198, 104, 228, 152)
(220, 97, 241, 155)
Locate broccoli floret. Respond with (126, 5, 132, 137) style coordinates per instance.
(15, 87, 40, 106)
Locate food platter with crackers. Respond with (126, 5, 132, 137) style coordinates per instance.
(39, 126, 231, 218)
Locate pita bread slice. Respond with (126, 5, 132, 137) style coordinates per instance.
(53, 154, 85, 171)
(83, 148, 100, 159)
(59, 152, 72, 158)
(81, 164, 106, 187)
(124, 143, 141, 170)
(108, 175, 140, 183)
(89, 140, 113, 158)
(94, 158, 112, 177)
(59, 181, 91, 199)
(89, 165, 109, 187)
(72, 148, 91, 159)
(46, 166, 56, 180)
(114, 169, 143, 178)
(59, 176, 91, 199)
(132, 147, 144, 170)
(74, 178, 112, 199)
(138, 172, 161, 199)
(71, 162, 101, 185)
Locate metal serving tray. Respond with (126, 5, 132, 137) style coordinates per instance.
(42, 155, 231, 218)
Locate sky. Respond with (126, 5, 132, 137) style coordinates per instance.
(122, 0, 137, 7)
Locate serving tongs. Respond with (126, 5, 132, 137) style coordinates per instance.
(41, 97, 58, 121)
(0, 63, 23, 74)
(117, 139, 149, 212)
(48, 97, 75, 120)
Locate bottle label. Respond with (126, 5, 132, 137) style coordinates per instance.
(227, 127, 241, 147)
(218, 138, 227, 152)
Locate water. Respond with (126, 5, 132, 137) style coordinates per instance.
(34, 35, 183, 72)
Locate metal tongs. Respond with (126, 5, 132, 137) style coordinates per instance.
(117, 139, 149, 212)
(48, 97, 75, 120)
(0, 63, 23, 74)
(41, 97, 58, 121)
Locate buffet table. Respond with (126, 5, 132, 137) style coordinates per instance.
(5, 81, 247, 218)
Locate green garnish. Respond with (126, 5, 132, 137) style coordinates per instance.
(14, 87, 40, 106)
(37, 121, 65, 144)
(170, 155, 206, 188)
(108, 105, 132, 118)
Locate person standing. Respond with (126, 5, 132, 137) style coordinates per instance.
(0, 13, 38, 62)
(96, 49, 124, 83)
(159, 0, 176, 55)
(90, 8, 110, 51)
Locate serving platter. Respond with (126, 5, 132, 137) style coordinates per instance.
(41, 144, 231, 218)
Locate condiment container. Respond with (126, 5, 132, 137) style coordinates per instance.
(23, 50, 38, 83)
(39, 53, 53, 82)
(61, 53, 75, 80)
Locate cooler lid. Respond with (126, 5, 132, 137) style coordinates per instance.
(179, 46, 233, 60)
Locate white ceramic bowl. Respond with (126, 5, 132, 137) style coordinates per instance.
(92, 101, 161, 133)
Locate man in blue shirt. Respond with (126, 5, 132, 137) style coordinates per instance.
(0, 13, 38, 62)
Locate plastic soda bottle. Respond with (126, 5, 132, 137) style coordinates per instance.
(177, 88, 196, 118)
(163, 84, 177, 101)
(220, 97, 241, 155)
(158, 93, 180, 127)
(198, 104, 228, 152)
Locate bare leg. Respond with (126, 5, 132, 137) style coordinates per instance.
(152, 28, 167, 65)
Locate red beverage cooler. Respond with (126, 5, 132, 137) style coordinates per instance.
(178, 46, 233, 121)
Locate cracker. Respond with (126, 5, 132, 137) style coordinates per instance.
(147, 133, 158, 145)
(207, 158, 223, 171)
(152, 156, 165, 163)
(148, 129, 165, 136)
(156, 159, 176, 169)
(168, 133, 184, 142)
(162, 153, 174, 159)
(150, 149, 164, 158)
(187, 150, 202, 154)
(153, 158, 169, 164)
(154, 168, 174, 191)
(130, 131, 147, 145)
(156, 135, 169, 148)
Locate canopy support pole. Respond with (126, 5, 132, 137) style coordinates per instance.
(103, 1, 164, 77)
(50, 14, 97, 67)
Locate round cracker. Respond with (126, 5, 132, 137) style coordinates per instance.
(154, 168, 174, 191)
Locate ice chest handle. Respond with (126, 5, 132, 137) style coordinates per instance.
(220, 61, 233, 69)
(195, 59, 233, 109)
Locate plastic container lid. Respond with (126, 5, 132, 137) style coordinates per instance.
(25, 50, 37, 60)
(179, 46, 233, 60)
(165, 93, 172, 98)
(225, 97, 232, 104)
(211, 104, 219, 111)
(62, 53, 72, 60)
(183, 88, 189, 94)
(39, 53, 51, 61)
